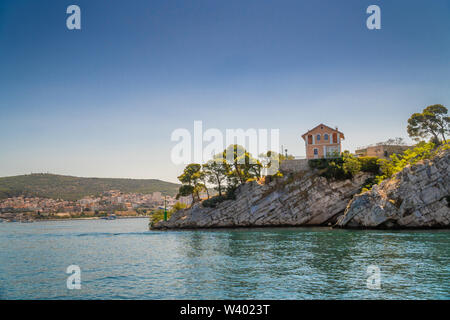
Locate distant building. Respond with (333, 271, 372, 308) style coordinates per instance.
(301, 124, 344, 159)
(152, 192, 162, 202)
(355, 144, 411, 159)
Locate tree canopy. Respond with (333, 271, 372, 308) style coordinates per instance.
(177, 163, 202, 202)
(202, 159, 229, 196)
(407, 104, 449, 144)
(176, 145, 271, 204)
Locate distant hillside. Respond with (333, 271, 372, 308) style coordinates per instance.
(0, 174, 180, 201)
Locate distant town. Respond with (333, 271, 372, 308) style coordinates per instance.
(0, 129, 413, 224)
(0, 190, 193, 222)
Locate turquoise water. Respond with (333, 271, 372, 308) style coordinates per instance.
(0, 218, 449, 299)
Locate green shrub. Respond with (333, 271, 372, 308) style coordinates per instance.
(324, 160, 351, 180)
(308, 158, 332, 170)
(365, 141, 449, 191)
(224, 185, 237, 200)
(202, 195, 227, 208)
(358, 157, 380, 174)
(202, 185, 238, 208)
(149, 202, 187, 227)
(342, 153, 361, 177)
(377, 141, 447, 181)
(360, 177, 377, 193)
(149, 209, 169, 227)
(308, 153, 360, 180)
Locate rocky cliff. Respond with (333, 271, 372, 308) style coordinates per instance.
(152, 171, 370, 229)
(336, 149, 450, 228)
(153, 149, 449, 230)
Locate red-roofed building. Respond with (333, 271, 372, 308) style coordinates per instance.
(301, 124, 344, 159)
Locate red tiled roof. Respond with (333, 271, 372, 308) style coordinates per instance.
(301, 123, 344, 139)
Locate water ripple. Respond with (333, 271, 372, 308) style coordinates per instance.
(0, 219, 449, 299)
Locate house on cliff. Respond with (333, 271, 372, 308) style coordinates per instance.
(301, 124, 344, 159)
(280, 124, 345, 173)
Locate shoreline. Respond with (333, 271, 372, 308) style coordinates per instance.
(1, 216, 151, 223)
(152, 223, 450, 231)
(40, 215, 151, 222)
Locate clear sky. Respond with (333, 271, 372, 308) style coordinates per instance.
(1, 0, 449, 183)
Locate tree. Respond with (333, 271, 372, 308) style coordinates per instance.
(377, 137, 406, 146)
(424, 104, 449, 142)
(407, 104, 449, 144)
(342, 151, 361, 177)
(202, 159, 229, 196)
(197, 171, 210, 199)
(177, 185, 195, 203)
(177, 163, 202, 202)
(220, 145, 262, 184)
(178, 163, 202, 185)
(194, 182, 208, 200)
(176, 145, 264, 206)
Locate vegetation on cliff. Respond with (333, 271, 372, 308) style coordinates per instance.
(308, 153, 380, 180)
(371, 141, 450, 187)
(337, 146, 449, 228)
(407, 104, 449, 143)
(149, 202, 187, 227)
(169, 104, 449, 221)
(355, 104, 449, 192)
(176, 145, 284, 207)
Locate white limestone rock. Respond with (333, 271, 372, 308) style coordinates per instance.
(153, 171, 370, 229)
(337, 149, 450, 228)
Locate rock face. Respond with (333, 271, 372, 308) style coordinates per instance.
(152, 171, 370, 229)
(337, 149, 450, 228)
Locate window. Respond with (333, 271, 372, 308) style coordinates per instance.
(314, 148, 318, 155)
(332, 133, 337, 143)
(316, 134, 321, 141)
(324, 134, 329, 141)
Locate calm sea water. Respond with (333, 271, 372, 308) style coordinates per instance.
(0, 218, 449, 299)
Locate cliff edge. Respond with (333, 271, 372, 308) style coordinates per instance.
(336, 148, 449, 228)
(152, 171, 370, 229)
(153, 149, 449, 230)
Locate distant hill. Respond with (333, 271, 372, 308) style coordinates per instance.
(0, 174, 180, 201)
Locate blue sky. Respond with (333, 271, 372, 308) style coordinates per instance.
(1, 0, 449, 183)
